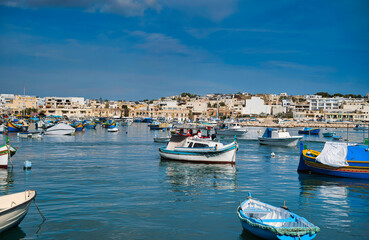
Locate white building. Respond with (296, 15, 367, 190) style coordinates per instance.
(241, 97, 271, 115)
(308, 96, 344, 111)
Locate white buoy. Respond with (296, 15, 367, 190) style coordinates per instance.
(24, 160, 32, 170)
(271, 152, 275, 158)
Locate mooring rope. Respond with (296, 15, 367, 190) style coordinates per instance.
(33, 199, 46, 221)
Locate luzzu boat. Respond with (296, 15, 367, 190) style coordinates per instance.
(102, 120, 116, 129)
(71, 122, 84, 131)
(0, 138, 17, 168)
(237, 193, 319, 240)
(298, 142, 369, 179)
(159, 135, 238, 164)
(7, 121, 28, 133)
(298, 128, 320, 135)
(84, 121, 96, 129)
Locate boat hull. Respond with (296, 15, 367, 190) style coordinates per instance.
(0, 190, 36, 233)
(258, 137, 302, 147)
(240, 220, 316, 240)
(159, 142, 237, 164)
(298, 129, 320, 135)
(0, 145, 16, 168)
(217, 129, 247, 136)
(7, 122, 27, 133)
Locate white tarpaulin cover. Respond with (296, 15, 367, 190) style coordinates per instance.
(316, 142, 348, 167)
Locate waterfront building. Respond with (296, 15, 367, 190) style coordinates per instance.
(241, 97, 271, 115)
(4, 95, 37, 115)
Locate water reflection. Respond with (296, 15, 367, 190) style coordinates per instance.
(0, 226, 26, 239)
(298, 173, 369, 230)
(159, 161, 237, 193)
(44, 135, 76, 143)
(0, 168, 14, 194)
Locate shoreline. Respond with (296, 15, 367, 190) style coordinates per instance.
(242, 122, 358, 128)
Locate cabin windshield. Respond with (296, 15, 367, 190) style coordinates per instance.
(193, 143, 209, 148)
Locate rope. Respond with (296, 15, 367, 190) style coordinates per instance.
(33, 199, 46, 221)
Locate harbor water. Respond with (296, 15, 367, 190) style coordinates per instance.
(1, 124, 369, 239)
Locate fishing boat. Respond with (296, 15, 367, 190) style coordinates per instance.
(102, 120, 116, 129)
(71, 121, 84, 131)
(17, 131, 43, 139)
(84, 121, 96, 129)
(0, 190, 36, 233)
(0, 138, 17, 168)
(322, 132, 334, 137)
(154, 129, 171, 143)
(332, 135, 342, 141)
(44, 123, 75, 135)
(159, 135, 238, 164)
(298, 128, 320, 135)
(258, 128, 302, 147)
(237, 193, 319, 240)
(6, 121, 28, 133)
(298, 142, 369, 179)
(149, 121, 170, 130)
(0, 124, 5, 133)
(121, 117, 133, 126)
(353, 123, 367, 131)
(107, 127, 119, 132)
(216, 123, 248, 137)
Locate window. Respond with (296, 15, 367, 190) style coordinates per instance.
(193, 143, 209, 148)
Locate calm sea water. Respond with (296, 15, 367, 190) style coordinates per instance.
(1, 124, 368, 239)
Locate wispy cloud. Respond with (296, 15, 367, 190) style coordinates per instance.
(265, 61, 336, 73)
(0, 0, 161, 17)
(0, 0, 238, 20)
(186, 27, 281, 39)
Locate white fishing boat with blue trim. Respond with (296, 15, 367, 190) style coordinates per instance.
(159, 135, 238, 164)
(258, 128, 302, 147)
(237, 193, 320, 240)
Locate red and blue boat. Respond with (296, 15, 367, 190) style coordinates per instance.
(298, 142, 369, 179)
(298, 128, 320, 135)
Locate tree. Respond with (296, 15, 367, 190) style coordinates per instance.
(207, 102, 212, 108)
(315, 92, 331, 98)
(219, 102, 226, 107)
(105, 102, 109, 108)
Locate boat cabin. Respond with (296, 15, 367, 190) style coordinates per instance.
(166, 135, 223, 151)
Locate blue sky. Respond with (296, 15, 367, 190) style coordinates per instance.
(0, 0, 368, 100)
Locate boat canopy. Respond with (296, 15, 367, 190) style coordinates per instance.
(262, 128, 277, 138)
(316, 142, 349, 167)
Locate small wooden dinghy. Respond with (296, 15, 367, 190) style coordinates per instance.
(0, 190, 36, 233)
(237, 193, 319, 240)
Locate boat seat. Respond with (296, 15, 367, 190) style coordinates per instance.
(261, 217, 295, 223)
(243, 208, 271, 214)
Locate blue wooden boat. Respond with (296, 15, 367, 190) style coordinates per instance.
(332, 135, 342, 141)
(298, 128, 320, 135)
(102, 120, 116, 129)
(298, 142, 369, 179)
(237, 193, 319, 240)
(71, 122, 84, 131)
(322, 132, 334, 137)
(7, 121, 28, 133)
(84, 121, 96, 129)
